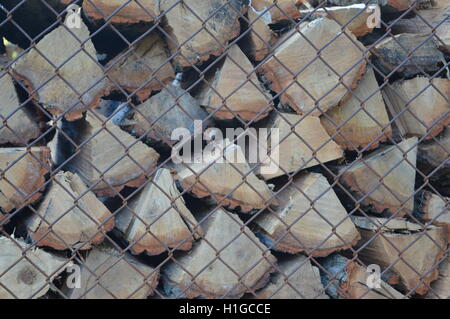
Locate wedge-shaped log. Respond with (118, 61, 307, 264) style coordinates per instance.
(383, 77, 450, 139)
(353, 216, 447, 295)
(0, 236, 68, 299)
(419, 191, 450, 243)
(199, 44, 273, 122)
(321, 67, 392, 151)
(106, 32, 175, 101)
(258, 18, 366, 116)
(67, 113, 159, 197)
(391, 0, 449, 51)
(176, 141, 277, 213)
(0, 72, 41, 145)
(247, 3, 277, 61)
(251, 0, 302, 23)
(300, 4, 378, 37)
(69, 244, 159, 299)
(26, 171, 114, 250)
(426, 256, 450, 299)
(160, 0, 241, 67)
(0, 147, 51, 214)
(254, 255, 329, 299)
(371, 34, 444, 78)
(163, 208, 276, 298)
(116, 168, 203, 255)
(130, 85, 212, 146)
(12, 20, 108, 121)
(260, 113, 343, 180)
(255, 172, 360, 256)
(83, 0, 159, 24)
(340, 137, 418, 216)
(321, 253, 406, 299)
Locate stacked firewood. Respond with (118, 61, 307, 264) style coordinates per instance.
(0, 0, 448, 299)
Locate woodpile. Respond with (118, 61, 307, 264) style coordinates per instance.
(0, 0, 448, 300)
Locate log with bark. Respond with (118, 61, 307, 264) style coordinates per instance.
(321, 66, 392, 151)
(129, 85, 212, 147)
(339, 137, 418, 216)
(175, 140, 277, 213)
(0, 147, 51, 215)
(299, 4, 379, 37)
(198, 44, 273, 122)
(116, 168, 203, 255)
(391, 0, 449, 51)
(426, 256, 450, 299)
(12, 20, 108, 121)
(247, 3, 278, 61)
(417, 191, 450, 242)
(255, 172, 360, 256)
(370, 34, 445, 78)
(0, 236, 68, 299)
(383, 77, 450, 139)
(163, 208, 276, 298)
(83, 0, 160, 24)
(258, 18, 367, 116)
(159, 0, 242, 67)
(66, 112, 160, 197)
(68, 244, 159, 299)
(26, 171, 115, 250)
(253, 255, 329, 299)
(0, 71, 42, 145)
(259, 112, 343, 180)
(105, 32, 175, 101)
(352, 216, 448, 295)
(320, 253, 406, 299)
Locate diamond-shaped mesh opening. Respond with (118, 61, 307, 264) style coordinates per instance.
(0, 0, 448, 299)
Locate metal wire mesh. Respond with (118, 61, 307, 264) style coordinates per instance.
(0, 0, 448, 299)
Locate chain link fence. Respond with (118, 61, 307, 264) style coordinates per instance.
(0, 0, 448, 299)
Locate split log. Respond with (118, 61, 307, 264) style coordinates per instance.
(0, 147, 51, 214)
(251, 0, 303, 23)
(12, 20, 108, 121)
(370, 34, 445, 78)
(69, 244, 159, 299)
(258, 18, 366, 116)
(175, 141, 277, 213)
(0, 72, 42, 145)
(247, 3, 278, 61)
(321, 66, 392, 151)
(83, 0, 160, 24)
(323, 0, 435, 10)
(353, 216, 447, 295)
(418, 191, 450, 242)
(339, 137, 418, 216)
(106, 32, 175, 101)
(66, 112, 160, 197)
(253, 255, 329, 299)
(418, 126, 450, 195)
(0, 236, 68, 299)
(129, 85, 212, 146)
(391, 0, 449, 51)
(299, 4, 378, 37)
(116, 168, 203, 255)
(163, 208, 276, 298)
(26, 171, 115, 250)
(320, 254, 406, 299)
(255, 172, 360, 256)
(426, 256, 450, 299)
(198, 44, 273, 122)
(259, 112, 343, 180)
(382, 77, 450, 139)
(159, 0, 242, 67)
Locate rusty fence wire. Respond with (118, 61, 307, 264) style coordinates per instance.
(0, 0, 449, 299)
